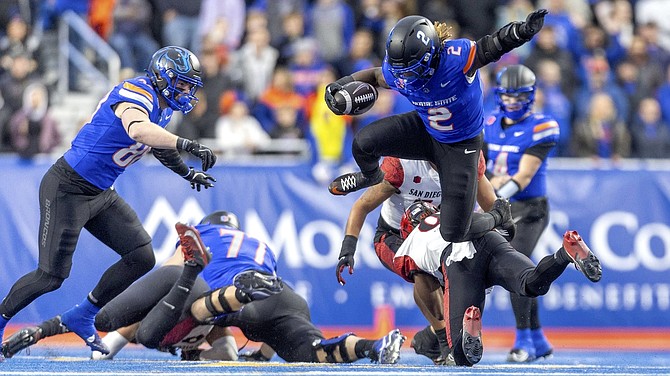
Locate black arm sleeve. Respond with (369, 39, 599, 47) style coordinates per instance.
(152, 148, 190, 177)
(469, 22, 528, 74)
(524, 142, 556, 161)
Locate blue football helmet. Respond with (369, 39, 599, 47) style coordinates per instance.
(147, 46, 203, 114)
(495, 64, 536, 121)
(199, 210, 240, 230)
(385, 15, 440, 92)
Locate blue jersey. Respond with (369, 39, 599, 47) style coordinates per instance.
(484, 111, 559, 201)
(195, 224, 278, 290)
(63, 76, 174, 190)
(382, 39, 483, 143)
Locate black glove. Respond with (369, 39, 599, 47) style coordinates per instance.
(495, 219, 517, 242)
(325, 82, 345, 115)
(184, 168, 216, 191)
(519, 9, 548, 40)
(239, 349, 271, 362)
(177, 137, 217, 171)
(336, 235, 357, 285)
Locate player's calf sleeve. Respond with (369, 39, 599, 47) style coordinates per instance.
(0, 268, 64, 317)
(92, 243, 155, 307)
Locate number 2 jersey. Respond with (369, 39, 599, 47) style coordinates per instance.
(63, 76, 174, 190)
(381, 39, 483, 143)
(484, 111, 559, 201)
(194, 224, 278, 290)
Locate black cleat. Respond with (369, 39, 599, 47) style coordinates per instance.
(328, 170, 384, 196)
(562, 230, 602, 282)
(2, 326, 42, 359)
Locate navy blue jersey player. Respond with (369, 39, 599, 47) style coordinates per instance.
(484, 65, 559, 363)
(326, 10, 547, 244)
(0, 46, 217, 359)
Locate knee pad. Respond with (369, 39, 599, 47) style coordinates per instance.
(312, 332, 354, 363)
(121, 242, 155, 275)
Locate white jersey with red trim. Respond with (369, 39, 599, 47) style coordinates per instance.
(379, 157, 441, 229)
(394, 213, 476, 285)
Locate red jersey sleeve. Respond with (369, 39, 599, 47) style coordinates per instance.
(381, 157, 405, 189)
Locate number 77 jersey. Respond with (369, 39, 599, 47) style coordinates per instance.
(382, 38, 484, 143)
(195, 224, 279, 290)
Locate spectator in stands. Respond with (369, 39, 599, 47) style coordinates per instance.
(657, 65, 670, 126)
(623, 35, 664, 104)
(287, 38, 328, 97)
(524, 25, 578, 98)
(305, 0, 355, 66)
(275, 12, 306, 66)
(573, 53, 629, 124)
(229, 25, 278, 102)
(354, 0, 385, 53)
(308, 68, 351, 183)
(155, 0, 202, 53)
(9, 82, 60, 158)
(252, 0, 306, 50)
(335, 28, 380, 77)
(175, 43, 233, 140)
(537, 0, 589, 60)
(253, 66, 306, 133)
(635, 0, 670, 52)
(592, 0, 634, 50)
(0, 53, 39, 151)
(0, 15, 40, 76)
(107, 0, 160, 77)
(630, 97, 670, 159)
(449, 0, 498, 38)
(215, 90, 271, 156)
(577, 24, 626, 84)
(571, 92, 630, 162)
(636, 22, 670, 69)
(535, 59, 573, 157)
(197, 0, 246, 52)
(268, 105, 304, 140)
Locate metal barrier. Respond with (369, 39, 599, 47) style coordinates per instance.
(57, 10, 120, 95)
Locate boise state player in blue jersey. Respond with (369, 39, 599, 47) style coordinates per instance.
(0, 46, 217, 359)
(86, 211, 405, 364)
(326, 10, 547, 244)
(484, 65, 559, 363)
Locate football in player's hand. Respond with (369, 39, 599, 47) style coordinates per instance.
(332, 81, 378, 115)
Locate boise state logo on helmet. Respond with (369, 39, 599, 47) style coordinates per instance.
(148, 46, 203, 114)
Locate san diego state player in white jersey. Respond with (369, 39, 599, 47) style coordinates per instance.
(394, 203, 602, 367)
(484, 65, 559, 363)
(326, 10, 547, 245)
(0, 46, 217, 359)
(335, 154, 509, 364)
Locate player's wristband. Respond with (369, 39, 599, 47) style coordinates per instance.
(496, 179, 521, 199)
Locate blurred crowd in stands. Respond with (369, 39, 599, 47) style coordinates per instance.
(1, 0, 670, 177)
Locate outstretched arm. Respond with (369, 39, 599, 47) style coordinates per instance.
(468, 9, 548, 75)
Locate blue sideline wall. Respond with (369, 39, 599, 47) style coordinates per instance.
(0, 156, 668, 331)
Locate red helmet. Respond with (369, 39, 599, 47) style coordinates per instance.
(400, 201, 438, 239)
